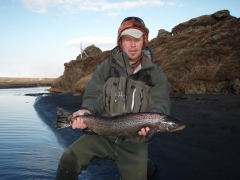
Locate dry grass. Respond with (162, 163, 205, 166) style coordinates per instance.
(0, 78, 55, 86)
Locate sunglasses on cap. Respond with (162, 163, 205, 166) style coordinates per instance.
(121, 17, 145, 25)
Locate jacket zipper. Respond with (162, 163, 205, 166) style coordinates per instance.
(139, 89, 144, 112)
(124, 78, 128, 111)
(104, 84, 108, 107)
(108, 83, 113, 112)
(131, 86, 136, 112)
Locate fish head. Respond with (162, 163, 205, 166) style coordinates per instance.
(157, 115, 186, 132)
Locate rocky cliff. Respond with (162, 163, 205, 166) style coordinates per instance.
(50, 10, 240, 95)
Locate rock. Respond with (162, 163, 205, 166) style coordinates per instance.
(49, 50, 111, 94)
(157, 29, 172, 37)
(212, 10, 230, 20)
(230, 79, 240, 94)
(151, 9, 240, 94)
(51, 9, 240, 95)
(171, 15, 215, 36)
(76, 44, 102, 60)
(74, 73, 93, 96)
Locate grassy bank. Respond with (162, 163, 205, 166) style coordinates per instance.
(0, 77, 55, 88)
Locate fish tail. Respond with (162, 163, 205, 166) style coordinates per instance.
(55, 108, 72, 129)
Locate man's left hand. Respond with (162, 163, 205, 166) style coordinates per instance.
(138, 127, 150, 136)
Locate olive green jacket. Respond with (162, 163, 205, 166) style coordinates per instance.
(81, 47, 170, 143)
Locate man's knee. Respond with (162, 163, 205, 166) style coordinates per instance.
(58, 148, 79, 173)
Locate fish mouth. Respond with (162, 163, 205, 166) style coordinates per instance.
(170, 124, 186, 132)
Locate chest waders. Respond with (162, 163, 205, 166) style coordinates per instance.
(102, 57, 155, 143)
(103, 57, 154, 115)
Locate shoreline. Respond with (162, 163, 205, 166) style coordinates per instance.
(0, 84, 52, 89)
(34, 93, 240, 180)
(0, 77, 55, 89)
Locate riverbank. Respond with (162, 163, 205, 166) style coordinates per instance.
(0, 77, 55, 89)
(34, 93, 240, 180)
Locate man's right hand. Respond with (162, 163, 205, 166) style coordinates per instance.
(72, 109, 91, 129)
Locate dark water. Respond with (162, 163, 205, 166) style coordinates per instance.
(0, 87, 63, 180)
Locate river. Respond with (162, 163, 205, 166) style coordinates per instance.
(0, 87, 62, 179)
(0, 87, 117, 180)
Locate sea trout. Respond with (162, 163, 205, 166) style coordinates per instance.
(55, 108, 186, 141)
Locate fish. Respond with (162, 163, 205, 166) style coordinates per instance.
(55, 108, 186, 141)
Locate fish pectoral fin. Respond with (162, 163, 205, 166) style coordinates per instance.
(147, 130, 158, 143)
(82, 128, 96, 135)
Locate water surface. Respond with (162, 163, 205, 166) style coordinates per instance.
(0, 87, 63, 180)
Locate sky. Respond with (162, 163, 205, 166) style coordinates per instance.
(0, 0, 240, 78)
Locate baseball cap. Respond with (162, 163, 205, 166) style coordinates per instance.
(120, 29, 143, 38)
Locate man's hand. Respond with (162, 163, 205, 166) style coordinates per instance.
(72, 109, 90, 129)
(138, 127, 150, 136)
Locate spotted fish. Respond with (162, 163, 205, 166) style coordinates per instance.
(55, 108, 186, 140)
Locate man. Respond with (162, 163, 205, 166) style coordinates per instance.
(56, 17, 170, 180)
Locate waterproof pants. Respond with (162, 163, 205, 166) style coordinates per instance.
(56, 134, 148, 180)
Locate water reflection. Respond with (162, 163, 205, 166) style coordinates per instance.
(0, 87, 62, 179)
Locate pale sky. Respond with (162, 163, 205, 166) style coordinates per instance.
(1, 0, 239, 78)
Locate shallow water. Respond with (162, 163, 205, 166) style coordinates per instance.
(0, 87, 63, 180)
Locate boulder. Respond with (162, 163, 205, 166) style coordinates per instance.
(157, 29, 172, 37)
(76, 44, 102, 60)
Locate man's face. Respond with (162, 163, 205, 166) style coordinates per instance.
(120, 35, 144, 64)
